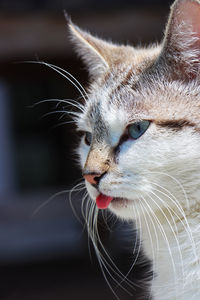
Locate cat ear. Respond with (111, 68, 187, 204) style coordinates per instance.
(68, 20, 116, 78)
(161, 0, 200, 79)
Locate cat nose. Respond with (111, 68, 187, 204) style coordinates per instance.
(83, 172, 102, 185)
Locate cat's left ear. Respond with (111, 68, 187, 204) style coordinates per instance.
(68, 20, 117, 79)
(160, 0, 200, 79)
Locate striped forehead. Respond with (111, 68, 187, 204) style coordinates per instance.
(88, 98, 128, 146)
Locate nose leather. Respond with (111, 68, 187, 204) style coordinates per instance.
(83, 173, 101, 185)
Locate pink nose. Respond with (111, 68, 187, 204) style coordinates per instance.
(83, 173, 101, 185)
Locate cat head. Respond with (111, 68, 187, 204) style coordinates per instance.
(69, 0, 200, 220)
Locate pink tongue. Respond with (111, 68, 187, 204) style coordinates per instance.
(96, 194, 113, 209)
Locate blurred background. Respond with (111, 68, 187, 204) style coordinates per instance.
(0, 1, 173, 299)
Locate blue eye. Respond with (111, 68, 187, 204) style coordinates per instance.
(128, 121, 150, 140)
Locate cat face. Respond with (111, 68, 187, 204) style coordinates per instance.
(77, 75, 200, 220)
(69, 0, 200, 220)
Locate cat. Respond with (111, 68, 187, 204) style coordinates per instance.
(68, 0, 200, 299)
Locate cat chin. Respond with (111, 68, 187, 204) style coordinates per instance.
(109, 201, 138, 220)
(110, 197, 130, 207)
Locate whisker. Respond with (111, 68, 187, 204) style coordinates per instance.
(96, 228, 138, 289)
(32, 189, 69, 217)
(83, 196, 137, 296)
(23, 60, 88, 102)
(30, 98, 84, 112)
(47, 63, 88, 98)
(138, 198, 157, 277)
(150, 182, 198, 264)
(87, 199, 96, 264)
(147, 171, 190, 211)
(92, 212, 135, 296)
(69, 181, 86, 226)
(116, 201, 142, 291)
(141, 195, 178, 294)
(40, 110, 78, 120)
(50, 120, 77, 130)
(149, 191, 185, 280)
(138, 198, 159, 298)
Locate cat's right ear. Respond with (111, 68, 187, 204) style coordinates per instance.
(67, 16, 115, 79)
(160, 0, 200, 80)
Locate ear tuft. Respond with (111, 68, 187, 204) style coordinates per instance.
(68, 21, 113, 79)
(63, 10, 71, 24)
(161, 0, 200, 79)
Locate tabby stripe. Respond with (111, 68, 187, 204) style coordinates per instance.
(115, 67, 133, 91)
(155, 119, 195, 130)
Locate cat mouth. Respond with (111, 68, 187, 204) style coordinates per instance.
(96, 193, 129, 209)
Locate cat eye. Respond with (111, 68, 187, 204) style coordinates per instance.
(84, 131, 92, 146)
(128, 120, 150, 140)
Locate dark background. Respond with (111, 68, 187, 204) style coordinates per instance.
(0, 1, 173, 299)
